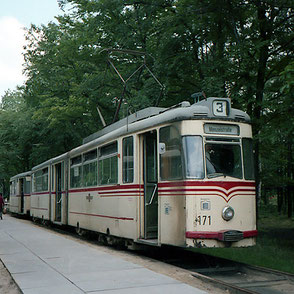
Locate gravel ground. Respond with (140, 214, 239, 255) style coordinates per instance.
(0, 260, 21, 294)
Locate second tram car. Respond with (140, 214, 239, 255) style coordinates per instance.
(10, 97, 257, 248)
(30, 153, 69, 224)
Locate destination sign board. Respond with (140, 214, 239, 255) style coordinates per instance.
(204, 123, 239, 135)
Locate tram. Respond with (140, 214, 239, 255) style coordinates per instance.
(9, 171, 31, 216)
(10, 97, 257, 248)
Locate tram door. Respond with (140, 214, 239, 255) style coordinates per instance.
(143, 131, 158, 239)
(55, 163, 62, 222)
(19, 179, 24, 214)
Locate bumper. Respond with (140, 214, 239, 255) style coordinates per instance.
(186, 230, 258, 242)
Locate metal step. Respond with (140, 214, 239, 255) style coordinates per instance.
(136, 238, 159, 246)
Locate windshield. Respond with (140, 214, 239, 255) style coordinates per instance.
(183, 136, 205, 179)
(205, 142, 242, 179)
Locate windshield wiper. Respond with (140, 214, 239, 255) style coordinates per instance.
(207, 173, 226, 179)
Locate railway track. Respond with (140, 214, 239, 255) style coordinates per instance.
(154, 248, 294, 294)
(192, 261, 294, 294)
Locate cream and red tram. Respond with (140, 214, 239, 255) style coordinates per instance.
(13, 97, 257, 248)
(9, 171, 31, 216)
(68, 96, 257, 248)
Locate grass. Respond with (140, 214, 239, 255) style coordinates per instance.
(193, 206, 294, 274)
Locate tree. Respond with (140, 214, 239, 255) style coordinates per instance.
(0, 90, 35, 195)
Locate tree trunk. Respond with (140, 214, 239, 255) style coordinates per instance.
(287, 139, 293, 218)
(253, 2, 272, 214)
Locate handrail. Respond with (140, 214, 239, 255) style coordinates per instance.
(146, 184, 157, 206)
(57, 193, 62, 204)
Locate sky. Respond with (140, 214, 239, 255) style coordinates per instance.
(0, 0, 63, 99)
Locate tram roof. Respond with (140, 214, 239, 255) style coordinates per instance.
(30, 97, 251, 170)
(10, 171, 32, 181)
(83, 97, 250, 144)
(69, 97, 250, 157)
(31, 152, 69, 172)
(83, 106, 166, 144)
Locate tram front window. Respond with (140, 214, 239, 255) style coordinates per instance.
(205, 142, 242, 179)
(183, 136, 205, 179)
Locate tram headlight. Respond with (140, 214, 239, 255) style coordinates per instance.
(222, 206, 234, 221)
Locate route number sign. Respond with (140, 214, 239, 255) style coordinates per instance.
(213, 100, 228, 117)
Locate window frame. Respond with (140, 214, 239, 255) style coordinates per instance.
(83, 149, 98, 187)
(242, 138, 255, 180)
(98, 141, 118, 185)
(159, 125, 183, 181)
(122, 136, 134, 184)
(33, 167, 49, 192)
(182, 135, 205, 180)
(70, 155, 83, 188)
(204, 137, 243, 179)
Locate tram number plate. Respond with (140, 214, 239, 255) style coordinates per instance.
(196, 215, 211, 225)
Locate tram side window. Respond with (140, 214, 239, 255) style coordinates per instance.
(13, 181, 16, 195)
(34, 168, 49, 192)
(24, 178, 31, 194)
(10, 181, 16, 196)
(83, 149, 98, 187)
(70, 156, 82, 188)
(44, 169, 49, 190)
(123, 137, 134, 183)
(98, 142, 118, 185)
(242, 138, 255, 180)
(159, 126, 183, 180)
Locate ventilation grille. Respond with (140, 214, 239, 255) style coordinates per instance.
(193, 112, 208, 117)
(223, 230, 244, 242)
(235, 114, 246, 120)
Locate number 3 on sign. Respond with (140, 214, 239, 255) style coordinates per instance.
(213, 101, 227, 117)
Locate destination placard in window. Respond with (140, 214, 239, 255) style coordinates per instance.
(204, 123, 239, 135)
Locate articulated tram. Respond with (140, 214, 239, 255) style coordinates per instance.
(10, 97, 257, 248)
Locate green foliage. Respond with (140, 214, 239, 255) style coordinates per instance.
(0, 90, 35, 186)
(280, 62, 294, 95)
